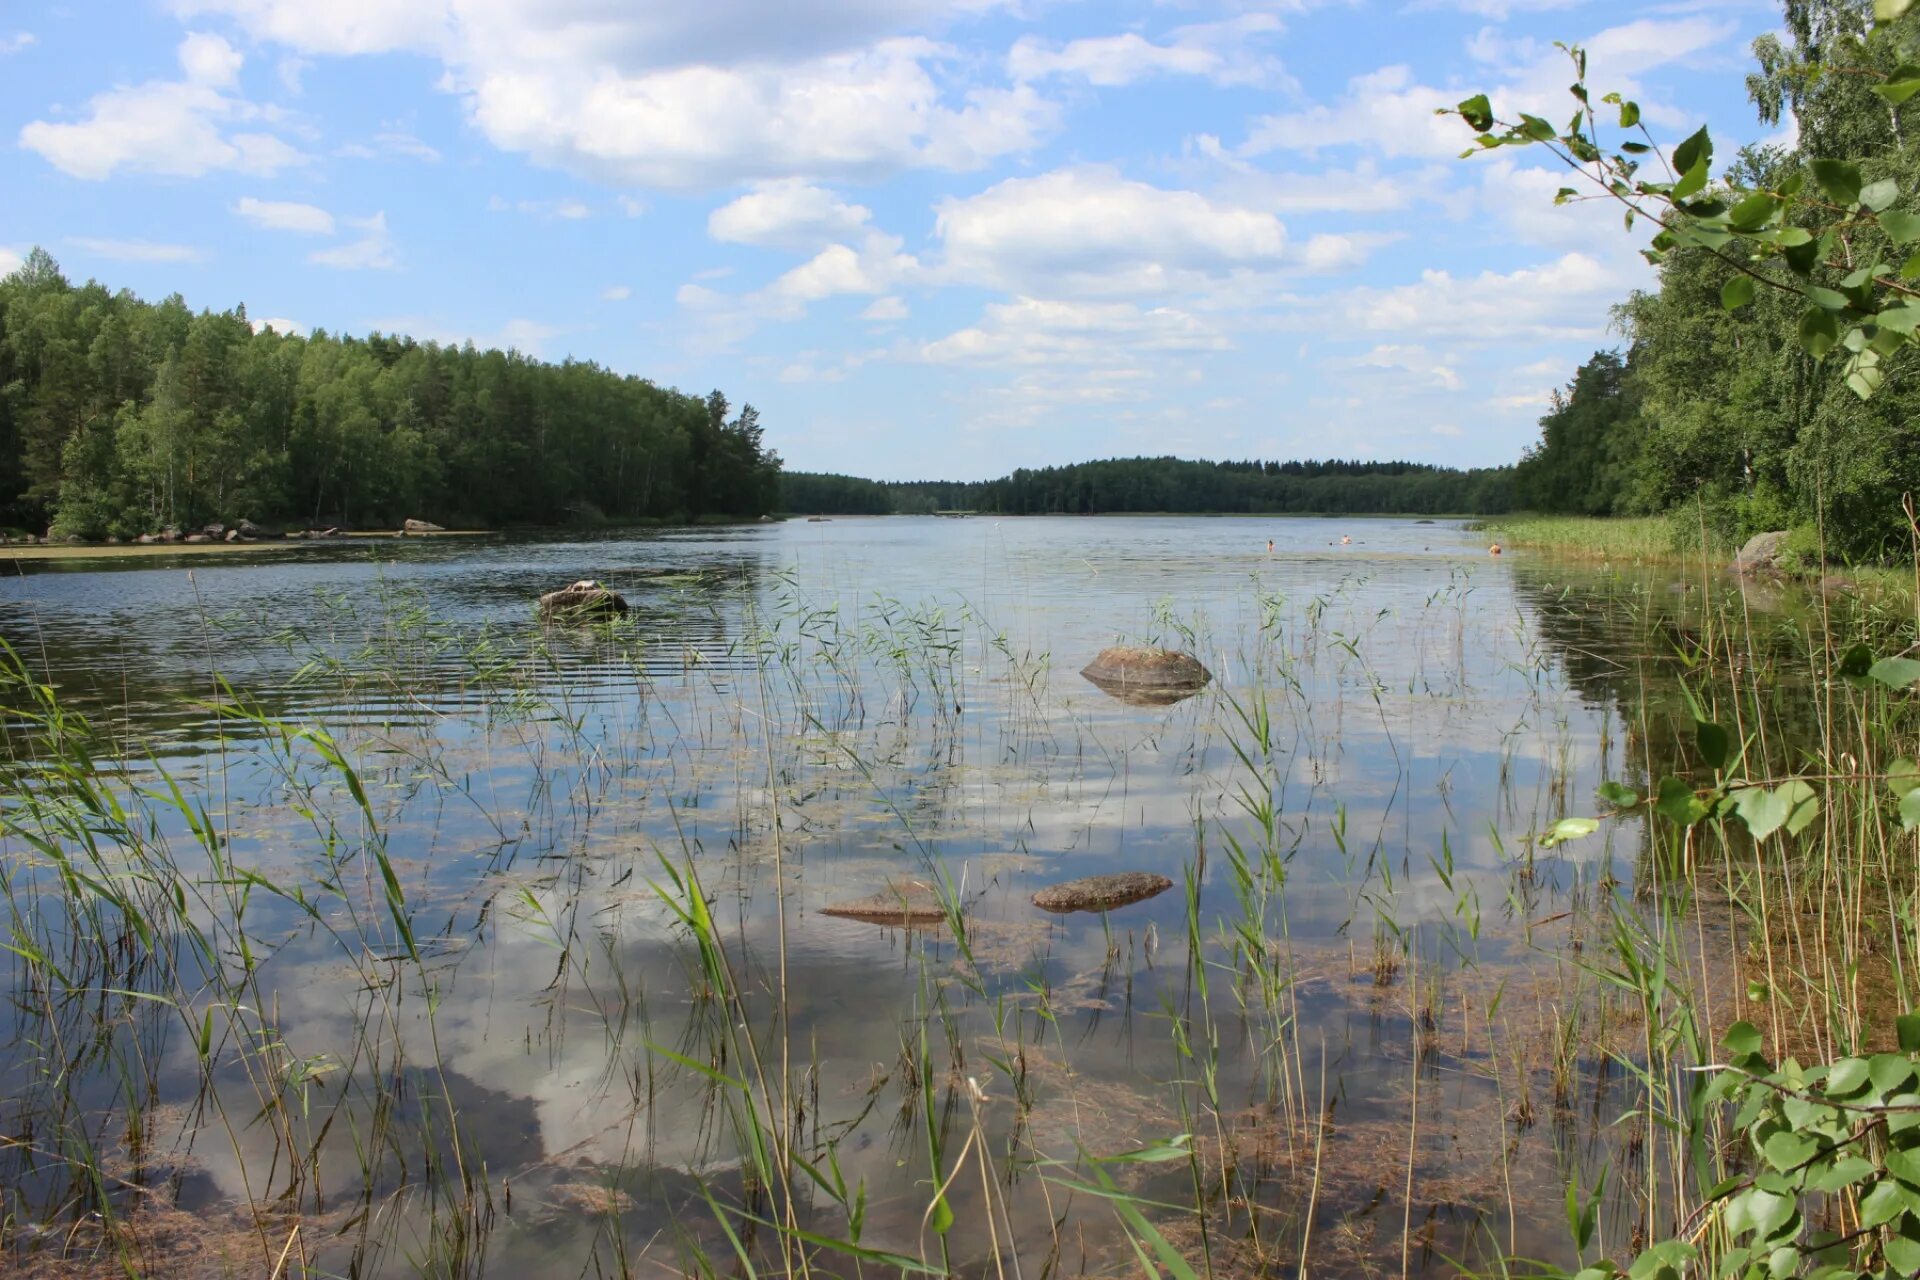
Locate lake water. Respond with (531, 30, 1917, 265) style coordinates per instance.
(0, 516, 1764, 1276)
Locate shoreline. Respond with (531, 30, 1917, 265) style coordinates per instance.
(2, 530, 496, 562)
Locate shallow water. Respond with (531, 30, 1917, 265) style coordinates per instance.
(0, 516, 1778, 1276)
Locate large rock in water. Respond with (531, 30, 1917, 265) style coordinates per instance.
(1733, 530, 1790, 576)
(538, 579, 629, 620)
(1032, 872, 1173, 914)
(403, 518, 445, 534)
(1081, 646, 1211, 705)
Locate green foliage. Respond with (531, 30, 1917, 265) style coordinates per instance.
(1459, 1, 1920, 557)
(886, 455, 1516, 516)
(1556, 1017, 1920, 1280)
(0, 253, 780, 534)
(1511, 350, 1648, 515)
(779, 471, 895, 515)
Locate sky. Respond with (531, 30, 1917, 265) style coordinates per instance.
(0, 0, 1784, 480)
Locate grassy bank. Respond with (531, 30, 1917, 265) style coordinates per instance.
(1478, 513, 1731, 562)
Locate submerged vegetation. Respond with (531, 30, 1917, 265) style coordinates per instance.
(2, 519, 1918, 1278)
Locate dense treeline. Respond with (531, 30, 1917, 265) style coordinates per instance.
(783, 457, 1515, 515)
(1512, 0, 1920, 559)
(778, 471, 894, 515)
(0, 250, 780, 536)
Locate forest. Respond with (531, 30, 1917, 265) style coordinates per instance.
(783, 457, 1515, 516)
(0, 249, 781, 536)
(1506, 0, 1920, 560)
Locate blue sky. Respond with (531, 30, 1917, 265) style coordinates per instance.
(0, 0, 1781, 480)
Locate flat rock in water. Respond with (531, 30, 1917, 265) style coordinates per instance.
(1081, 646, 1211, 705)
(1032, 871, 1173, 914)
(539, 579, 629, 619)
(819, 880, 952, 927)
(403, 518, 445, 533)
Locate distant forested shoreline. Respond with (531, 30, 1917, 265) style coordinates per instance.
(782, 457, 1515, 517)
(0, 249, 780, 538)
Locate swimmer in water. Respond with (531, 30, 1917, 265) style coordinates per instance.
(1267, 539, 1274, 554)
(1340, 534, 1352, 545)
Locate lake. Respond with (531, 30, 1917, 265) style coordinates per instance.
(0, 515, 1807, 1277)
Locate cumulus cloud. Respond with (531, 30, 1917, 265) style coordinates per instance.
(0, 247, 22, 275)
(309, 212, 396, 269)
(934, 166, 1287, 296)
(68, 237, 205, 262)
(168, 1, 1052, 188)
(1237, 17, 1733, 162)
(709, 180, 872, 249)
(178, 31, 244, 86)
(251, 316, 305, 335)
(234, 196, 336, 234)
(0, 32, 35, 55)
(1008, 14, 1287, 89)
(861, 295, 909, 321)
(1333, 252, 1632, 343)
(1349, 344, 1463, 391)
(920, 297, 1229, 366)
(19, 33, 302, 179)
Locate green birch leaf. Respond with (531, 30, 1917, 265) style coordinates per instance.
(1812, 158, 1863, 207)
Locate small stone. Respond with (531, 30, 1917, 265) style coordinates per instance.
(1031, 872, 1173, 914)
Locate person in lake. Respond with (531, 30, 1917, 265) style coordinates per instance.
(1340, 534, 1352, 545)
(1266, 539, 1274, 554)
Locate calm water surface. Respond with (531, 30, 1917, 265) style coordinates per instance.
(0, 516, 1754, 1276)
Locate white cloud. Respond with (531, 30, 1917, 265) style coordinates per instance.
(458, 41, 1055, 188)
(68, 237, 205, 263)
(171, 2, 1053, 189)
(310, 212, 396, 269)
(1238, 17, 1733, 162)
(934, 166, 1287, 297)
(709, 180, 872, 249)
(234, 196, 336, 234)
(617, 195, 646, 217)
(1350, 344, 1463, 391)
(861, 295, 909, 321)
(1332, 252, 1632, 344)
(920, 297, 1229, 366)
(19, 34, 302, 179)
(251, 315, 305, 335)
(602, 284, 632, 301)
(0, 247, 26, 275)
(171, 0, 451, 56)
(336, 131, 442, 162)
(1008, 14, 1286, 89)
(179, 31, 244, 86)
(2, 32, 38, 55)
